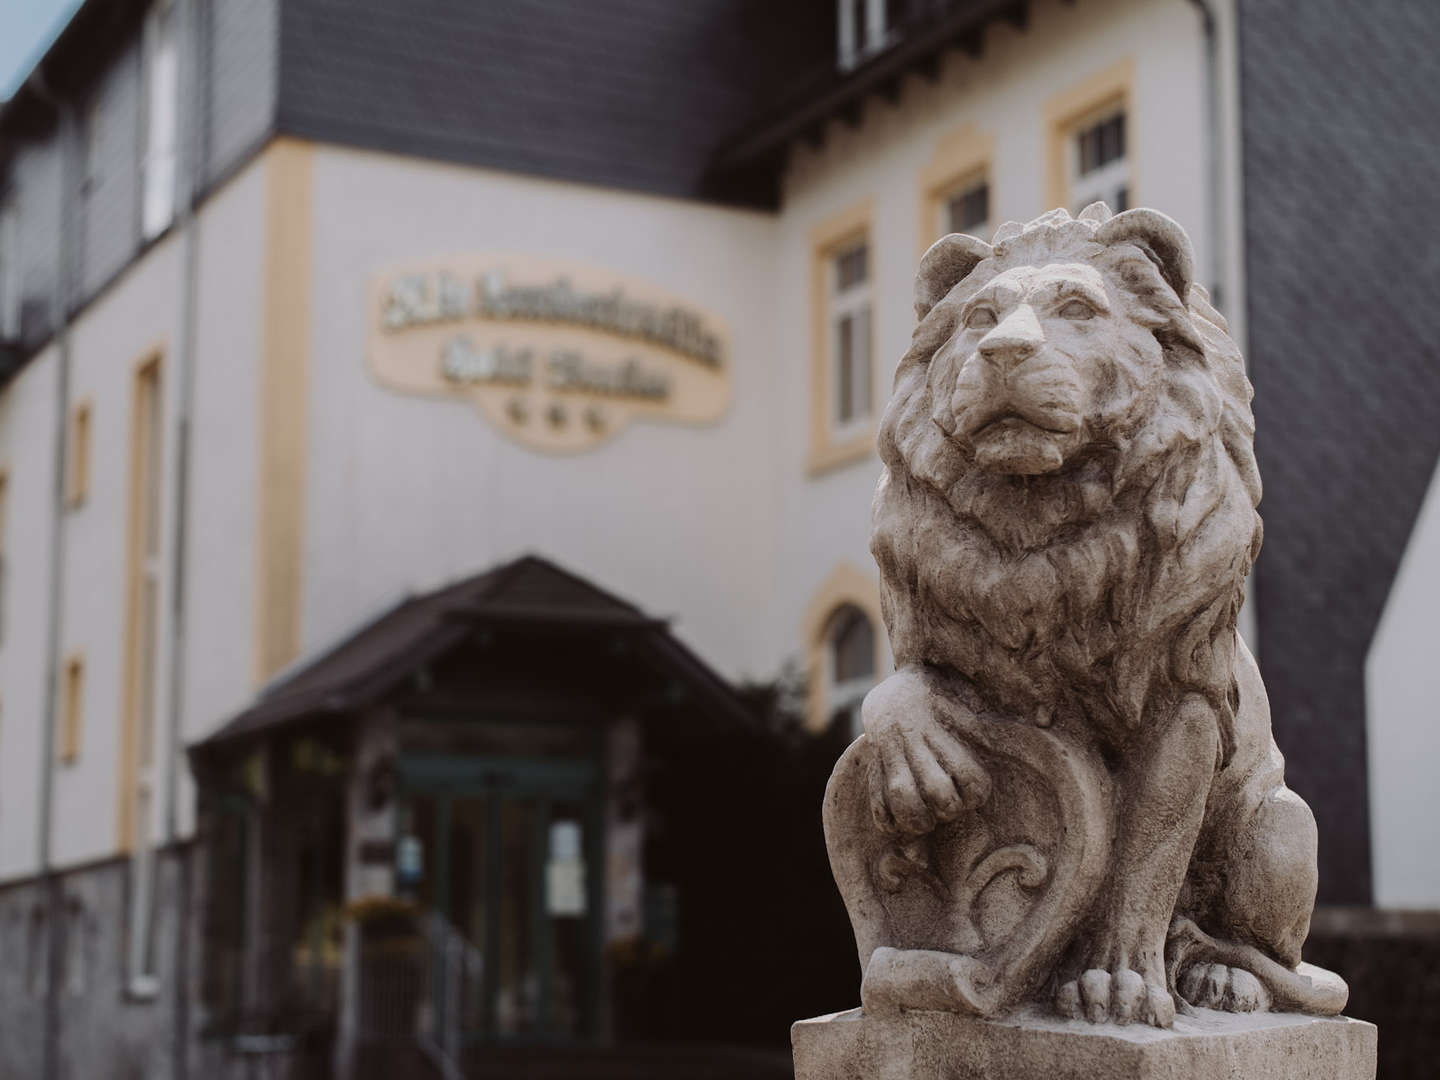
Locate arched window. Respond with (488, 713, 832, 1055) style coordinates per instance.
(825, 603, 876, 738)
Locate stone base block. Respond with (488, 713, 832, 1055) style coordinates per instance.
(792, 1006, 1376, 1080)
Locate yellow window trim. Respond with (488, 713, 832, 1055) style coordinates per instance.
(802, 562, 887, 734)
(1045, 58, 1136, 212)
(66, 399, 93, 508)
(59, 652, 84, 765)
(809, 198, 878, 476)
(917, 125, 995, 258)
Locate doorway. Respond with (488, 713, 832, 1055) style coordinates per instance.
(398, 755, 603, 1045)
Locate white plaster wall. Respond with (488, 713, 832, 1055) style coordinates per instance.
(175, 156, 268, 835)
(304, 147, 784, 683)
(1366, 459, 1440, 906)
(51, 236, 184, 868)
(299, 0, 1211, 699)
(771, 0, 1209, 676)
(0, 349, 59, 882)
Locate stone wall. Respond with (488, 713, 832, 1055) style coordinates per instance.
(0, 845, 194, 1080)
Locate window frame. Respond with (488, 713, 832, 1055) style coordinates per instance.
(67, 400, 92, 509)
(824, 603, 878, 740)
(0, 467, 8, 647)
(58, 653, 84, 765)
(0, 199, 18, 340)
(829, 238, 873, 437)
(837, 0, 898, 71)
(809, 200, 878, 475)
(803, 564, 889, 735)
(120, 349, 165, 996)
(917, 126, 995, 259)
(140, 0, 180, 241)
(1067, 105, 1129, 214)
(1046, 59, 1135, 214)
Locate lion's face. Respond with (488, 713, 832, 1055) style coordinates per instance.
(873, 206, 1263, 740)
(927, 261, 1165, 476)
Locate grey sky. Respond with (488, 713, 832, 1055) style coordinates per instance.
(1, 0, 82, 102)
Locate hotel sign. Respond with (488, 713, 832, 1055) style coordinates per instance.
(369, 255, 732, 452)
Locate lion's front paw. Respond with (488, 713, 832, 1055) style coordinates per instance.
(1056, 967, 1175, 1027)
(1056, 936, 1174, 1027)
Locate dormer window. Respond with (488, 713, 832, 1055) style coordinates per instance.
(0, 200, 17, 340)
(838, 0, 902, 71)
(141, 0, 179, 239)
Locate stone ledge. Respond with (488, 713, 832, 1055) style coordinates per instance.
(791, 1006, 1376, 1080)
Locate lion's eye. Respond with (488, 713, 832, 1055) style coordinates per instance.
(1058, 298, 1095, 320)
(965, 307, 997, 330)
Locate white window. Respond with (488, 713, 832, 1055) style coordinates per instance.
(825, 604, 877, 738)
(831, 240, 872, 431)
(837, 0, 899, 70)
(125, 357, 163, 994)
(1069, 108, 1128, 214)
(141, 0, 179, 240)
(0, 200, 18, 339)
(943, 175, 990, 239)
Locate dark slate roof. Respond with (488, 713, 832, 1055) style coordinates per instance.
(194, 554, 754, 753)
(1240, 0, 1440, 905)
(275, 0, 834, 208)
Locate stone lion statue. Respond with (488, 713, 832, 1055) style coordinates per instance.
(823, 204, 1347, 1027)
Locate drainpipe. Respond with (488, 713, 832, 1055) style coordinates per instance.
(28, 61, 75, 1080)
(165, 1, 206, 1076)
(1186, 0, 1222, 307)
(1186, 0, 1256, 652)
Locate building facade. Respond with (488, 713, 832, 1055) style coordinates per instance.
(1, 0, 1437, 1077)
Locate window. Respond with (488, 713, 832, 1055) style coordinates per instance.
(943, 176, 990, 238)
(0, 469, 7, 646)
(141, 0, 179, 239)
(59, 654, 84, 765)
(0, 200, 18, 340)
(832, 241, 872, 430)
(825, 604, 877, 738)
(65, 898, 88, 996)
(1069, 108, 1128, 213)
(810, 201, 875, 472)
(68, 402, 91, 507)
(80, 96, 104, 198)
(837, 0, 902, 70)
(1046, 60, 1134, 214)
(27, 906, 48, 998)
(122, 354, 163, 992)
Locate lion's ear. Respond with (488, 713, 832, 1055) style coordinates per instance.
(915, 233, 994, 320)
(1095, 208, 1195, 303)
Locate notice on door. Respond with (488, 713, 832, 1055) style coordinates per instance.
(546, 820, 587, 917)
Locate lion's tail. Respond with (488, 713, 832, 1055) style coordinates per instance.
(1165, 916, 1348, 1015)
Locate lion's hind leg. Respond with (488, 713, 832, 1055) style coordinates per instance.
(1166, 917, 1348, 1015)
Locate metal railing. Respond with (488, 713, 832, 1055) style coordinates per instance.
(417, 911, 485, 1080)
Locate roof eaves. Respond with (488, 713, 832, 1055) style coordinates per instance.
(712, 0, 1028, 171)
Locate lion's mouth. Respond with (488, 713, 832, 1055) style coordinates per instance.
(959, 405, 1083, 476)
(967, 407, 1081, 439)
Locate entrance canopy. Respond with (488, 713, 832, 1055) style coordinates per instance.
(193, 554, 756, 760)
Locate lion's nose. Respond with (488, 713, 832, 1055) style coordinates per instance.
(978, 304, 1044, 371)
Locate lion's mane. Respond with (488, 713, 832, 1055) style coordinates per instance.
(870, 207, 1261, 760)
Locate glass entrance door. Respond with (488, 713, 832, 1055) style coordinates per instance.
(399, 756, 601, 1046)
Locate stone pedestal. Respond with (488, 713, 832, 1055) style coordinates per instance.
(792, 1006, 1376, 1080)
